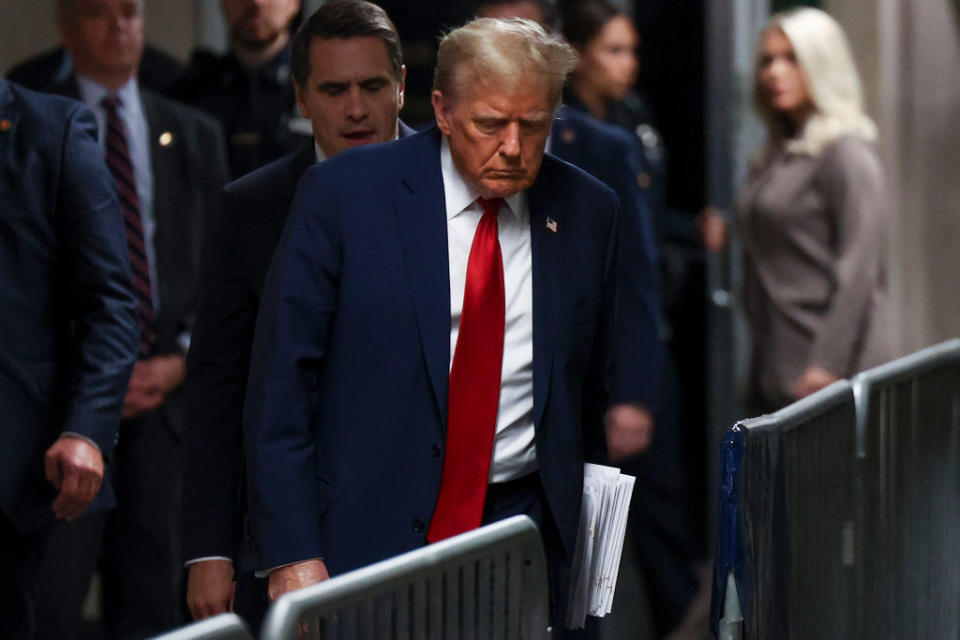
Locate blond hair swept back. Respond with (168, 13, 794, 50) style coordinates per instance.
(433, 17, 577, 107)
(755, 7, 877, 157)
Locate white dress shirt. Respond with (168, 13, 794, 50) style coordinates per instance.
(440, 137, 537, 483)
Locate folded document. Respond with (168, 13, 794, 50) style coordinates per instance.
(566, 463, 636, 629)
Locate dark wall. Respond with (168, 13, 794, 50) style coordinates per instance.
(375, 1, 475, 125)
(631, 0, 706, 213)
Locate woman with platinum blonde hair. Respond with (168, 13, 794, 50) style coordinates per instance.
(738, 7, 891, 412)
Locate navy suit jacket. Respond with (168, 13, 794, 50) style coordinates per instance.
(551, 105, 664, 411)
(0, 78, 139, 532)
(245, 127, 652, 574)
(182, 124, 416, 566)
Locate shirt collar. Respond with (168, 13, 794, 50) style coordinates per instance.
(440, 136, 525, 222)
(76, 74, 140, 113)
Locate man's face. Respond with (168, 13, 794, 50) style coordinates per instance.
(220, 0, 300, 49)
(476, 1, 545, 25)
(59, 0, 144, 81)
(433, 74, 554, 199)
(294, 36, 405, 158)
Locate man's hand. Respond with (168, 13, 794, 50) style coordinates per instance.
(187, 559, 235, 620)
(698, 206, 729, 253)
(45, 436, 104, 520)
(791, 365, 840, 400)
(123, 354, 187, 419)
(604, 403, 655, 462)
(268, 559, 330, 602)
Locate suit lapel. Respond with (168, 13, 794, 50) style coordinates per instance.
(393, 129, 451, 425)
(141, 91, 181, 317)
(528, 169, 563, 428)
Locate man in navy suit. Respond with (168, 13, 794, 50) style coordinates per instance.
(479, 3, 700, 632)
(34, 0, 228, 637)
(181, 0, 414, 628)
(0, 73, 139, 638)
(245, 17, 658, 627)
(477, 1, 664, 454)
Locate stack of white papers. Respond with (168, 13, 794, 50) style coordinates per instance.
(566, 463, 636, 629)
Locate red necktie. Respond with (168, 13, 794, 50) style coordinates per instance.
(428, 197, 506, 542)
(102, 95, 156, 358)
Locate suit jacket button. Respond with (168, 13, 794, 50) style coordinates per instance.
(431, 445, 441, 458)
(412, 518, 425, 533)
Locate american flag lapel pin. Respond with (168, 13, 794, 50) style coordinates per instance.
(546, 216, 558, 233)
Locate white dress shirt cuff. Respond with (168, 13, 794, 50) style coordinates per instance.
(59, 432, 102, 453)
(184, 556, 233, 568)
(254, 558, 323, 579)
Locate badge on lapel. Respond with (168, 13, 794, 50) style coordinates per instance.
(546, 216, 558, 233)
(158, 131, 174, 147)
(0, 119, 11, 132)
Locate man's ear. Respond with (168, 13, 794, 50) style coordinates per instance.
(432, 90, 452, 135)
(397, 65, 407, 112)
(292, 80, 309, 119)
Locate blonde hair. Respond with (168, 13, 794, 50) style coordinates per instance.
(754, 7, 877, 157)
(433, 17, 577, 107)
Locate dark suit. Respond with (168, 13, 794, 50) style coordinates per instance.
(36, 76, 229, 640)
(245, 127, 651, 622)
(550, 105, 663, 412)
(181, 123, 415, 626)
(0, 77, 138, 639)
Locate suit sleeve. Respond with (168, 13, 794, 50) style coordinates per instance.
(808, 138, 886, 375)
(582, 191, 622, 460)
(244, 166, 341, 571)
(181, 187, 252, 563)
(608, 140, 666, 411)
(58, 105, 139, 458)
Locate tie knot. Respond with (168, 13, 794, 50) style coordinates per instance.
(101, 94, 122, 112)
(478, 197, 504, 219)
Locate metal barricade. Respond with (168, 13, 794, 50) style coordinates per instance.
(711, 339, 960, 639)
(852, 339, 960, 639)
(711, 381, 858, 639)
(261, 515, 550, 640)
(148, 613, 254, 640)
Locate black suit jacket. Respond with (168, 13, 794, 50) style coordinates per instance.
(182, 124, 416, 565)
(46, 77, 229, 436)
(0, 78, 139, 532)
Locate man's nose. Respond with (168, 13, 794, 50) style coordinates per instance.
(499, 122, 521, 158)
(345, 86, 368, 121)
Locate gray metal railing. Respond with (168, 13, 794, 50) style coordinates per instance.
(261, 515, 550, 640)
(852, 339, 960, 639)
(712, 339, 960, 639)
(148, 613, 254, 640)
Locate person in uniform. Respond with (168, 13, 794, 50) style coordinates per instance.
(175, 0, 306, 178)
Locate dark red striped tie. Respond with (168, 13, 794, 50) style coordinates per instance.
(102, 95, 156, 358)
(428, 197, 506, 542)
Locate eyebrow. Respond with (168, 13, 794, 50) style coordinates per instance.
(472, 110, 552, 122)
(315, 75, 391, 91)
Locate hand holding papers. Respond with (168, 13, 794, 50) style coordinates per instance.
(566, 463, 636, 629)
